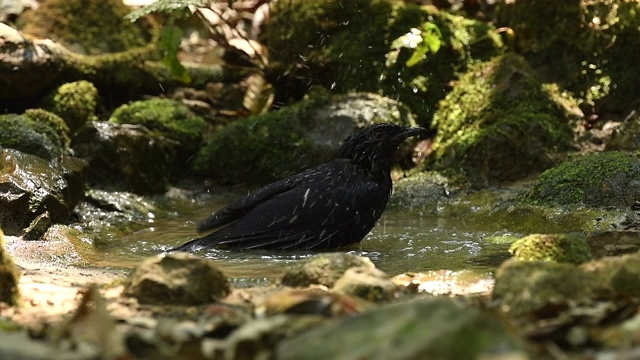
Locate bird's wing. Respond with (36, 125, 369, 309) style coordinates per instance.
(197, 161, 388, 250)
(197, 169, 310, 232)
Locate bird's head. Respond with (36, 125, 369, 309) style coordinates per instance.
(338, 123, 427, 173)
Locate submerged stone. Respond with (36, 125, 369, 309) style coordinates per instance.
(281, 253, 375, 288)
(124, 253, 230, 305)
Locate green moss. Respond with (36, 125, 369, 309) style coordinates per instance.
(23, 108, 71, 148)
(18, 0, 151, 55)
(495, 0, 640, 113)
(267, 0, 502, 125)
(429, 53, 574, 185)
(509, 233, 592, 265)
(0, 113, 65, 160)
(194, 94, 330, 184)
(47, 81, 99, 134)
(525, 151, 640, 207)
(109, 98, 207, 154)
(0, 229, 20, 306)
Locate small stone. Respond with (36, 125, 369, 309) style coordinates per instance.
(333, 267, 398, 302)
(281, 253, 375, 288)
(124, 253, 230, 305)
(23, 211, 52, 240)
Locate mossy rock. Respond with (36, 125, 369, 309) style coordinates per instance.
(46, 81, 99, 134)
(194, 92, 416, 185)
(493, 259, 600, 318)
(23, 108, 71, 147)
(509, 233, 592, 265)
(525, 151, 640, 208)
(0, 229, 20, 306)
(495, 0, 640, 113)
(109, 98, 207, 158)
(0, 113, 67, 160)
(267, 0, 502, 125)
(18, 0, 152, 55)
(72, 121, 175, 194)
(430, 53, 575, 186)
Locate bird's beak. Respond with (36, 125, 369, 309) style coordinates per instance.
(394, 127, 428, 141)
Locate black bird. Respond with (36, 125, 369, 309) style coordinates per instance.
(173, 123, 427, 252)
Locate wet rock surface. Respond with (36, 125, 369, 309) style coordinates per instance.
(0, 149, 81, 235)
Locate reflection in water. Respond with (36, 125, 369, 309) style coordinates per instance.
(93, 197, 514, 284)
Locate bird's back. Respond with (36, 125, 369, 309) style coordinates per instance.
(176, 158, 391, 251)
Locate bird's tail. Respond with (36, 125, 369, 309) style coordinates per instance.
(168, 233, 215, 253)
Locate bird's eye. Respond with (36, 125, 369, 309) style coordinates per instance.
(373, 130, 385, 140)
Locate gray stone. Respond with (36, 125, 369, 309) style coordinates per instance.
(124, 253, 230, 305)
(333, 267, 398, 302)
(281, 253, 375, 288)
(277, 297, 524, 360)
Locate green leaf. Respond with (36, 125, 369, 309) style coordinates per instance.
(125, 0, 207, 23)
(159, 24, 190, 83)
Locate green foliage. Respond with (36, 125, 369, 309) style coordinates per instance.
(124, 0, 206, 23)
(388, 22, 443, 68)
(125, 0, 207, 83)
(159, 22, 190, 83)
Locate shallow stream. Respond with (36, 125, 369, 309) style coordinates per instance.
(84, 190, 515, 285)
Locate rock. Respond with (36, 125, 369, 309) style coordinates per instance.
(124, 253, 230, 305)
(277, 297, 524, 360)
(606, 113, 640, 151)
(493, 259, 600, 318)
(281, 253, 375, 288)
(255, 289, 363, 318)
(0, 113, 67, 160)
(586, 230, 640, 258)
(509, 233, 592, 264)
(581, 252, 640, 298)
(333, 267, 398, 302)
(109, 98, 207, 167)
(194, 92, 419, 185)
(206, 315, 325, 360)
(0, 148, 79, 235)
(18, 0, 151, 55)
(23, 211, 52, 240)
(72, 121, 175, 194)
(267, 1, 502, 125)
(0, 229, 20, 306)
(430, 53, 577, 186)
(45, 81, 99, 134)
(525, 151, 640, 208)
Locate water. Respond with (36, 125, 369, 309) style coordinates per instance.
(88, 194, 512, 284)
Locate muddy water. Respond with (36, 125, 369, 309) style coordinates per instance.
(89, 193, 513, 285)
